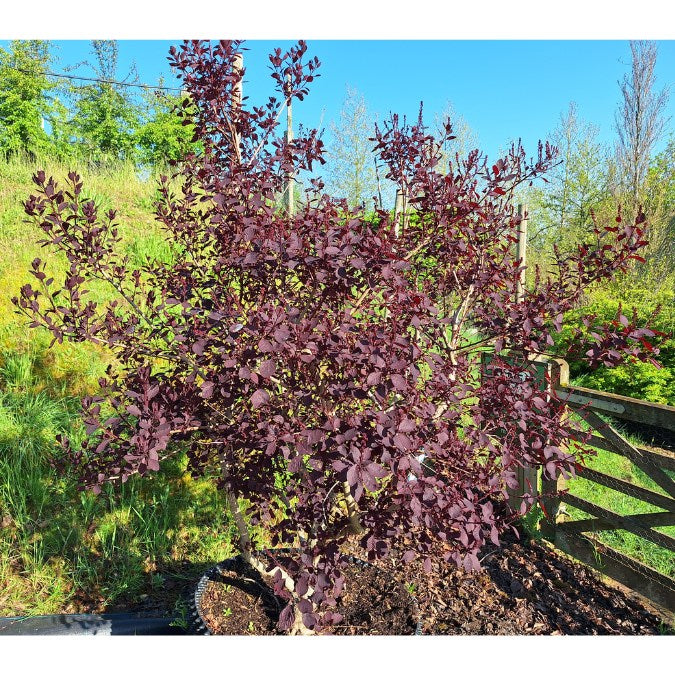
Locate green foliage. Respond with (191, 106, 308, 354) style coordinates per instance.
(558, 285, 674, 404)
(0, 41, 57, 157)
(641, 135, 675, 284)
(0, 40, 200, 170)
(136, 86, 199, 168)
(71, 87, 139, 163)
(527, 103, 612, 255)
(575, 358, 674, 405)
(67, 41, 141, 165)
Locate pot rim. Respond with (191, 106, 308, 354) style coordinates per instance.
(189, 548, 422, 635)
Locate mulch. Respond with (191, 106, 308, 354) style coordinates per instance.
(391, 532, 673, 635)
(108, 531, 673, 635)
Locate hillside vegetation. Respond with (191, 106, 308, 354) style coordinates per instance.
(0, 156, 246, 616)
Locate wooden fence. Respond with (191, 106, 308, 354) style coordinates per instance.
(505, 356, 675, 614)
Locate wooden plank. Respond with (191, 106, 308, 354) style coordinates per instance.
(508, 465, 539, 512)
(568, 428, 675, 471)
(576, 466, 675, 512)
(561, 493, 675, 552)
(582, 411, 675, 500)
(541, 473, 566, 531)
(552, 530, 675, 614)
(558, 511, 675, 534)
(556, 384, 675, 432)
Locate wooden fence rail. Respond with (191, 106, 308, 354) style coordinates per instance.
(490, 355, 675, 614)
(556, 384, 675, 432)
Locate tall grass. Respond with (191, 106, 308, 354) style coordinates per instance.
(0, 155, 240, 616)
(0, 344, 243, 616)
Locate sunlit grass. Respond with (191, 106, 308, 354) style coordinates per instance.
(0, 155, 240, 616)
(561, 417, 675, 578)
(0, 365, 238, 615)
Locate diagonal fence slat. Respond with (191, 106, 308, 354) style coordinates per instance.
(561, 493, 675, 553)
(557, 510, 675, 534)
(551, 530, 675, 612)
(568, 428, 675, 472)
(576, 466, 675, 512)
(538, 369, 675, 612)
(581, 411, 675, 500)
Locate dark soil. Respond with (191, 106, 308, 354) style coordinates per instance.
(199, 557, 283, 635)
(98, 532, 673, 635)
(197, 556, 418, 635)
(330, 561, 418, 635)
(388, 531, 673, 635)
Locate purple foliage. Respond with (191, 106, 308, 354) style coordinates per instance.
(13, 40, 660, 632)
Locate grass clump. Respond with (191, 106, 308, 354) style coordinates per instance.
(0, 155, 241, 616)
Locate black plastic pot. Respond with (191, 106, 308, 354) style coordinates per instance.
(189, 551, 422, 635)
(189, 557, 240, 635)
(0, 612, 185, 635)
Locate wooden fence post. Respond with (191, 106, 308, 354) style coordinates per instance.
(506, 204, 538, 511)
(539, 358, 570, 538)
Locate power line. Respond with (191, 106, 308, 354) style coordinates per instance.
(9, 65, 184, 93)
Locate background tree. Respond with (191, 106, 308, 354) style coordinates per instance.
(324, 86, 381, 209)
(610, 40, 672, 292)
(614, 40, 669, 216)
(68, 40, 141, 164)
(136, 83, 200, 169)
(641, 135, 675, 282)
(0, 41, 57, 157)
(528, 103, 611, 254)
(433, 100, 478, 174)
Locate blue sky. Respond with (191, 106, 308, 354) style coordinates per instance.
(22, 39, 674, 164)
(0, 39, 675, 165)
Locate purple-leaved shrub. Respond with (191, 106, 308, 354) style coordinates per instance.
(14, 40, 660, 634)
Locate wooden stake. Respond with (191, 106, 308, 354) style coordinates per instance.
(232, 53, 243, 158)
(394, 189, 408, 237)
(515, 203, 528, 303)
(285, 72, 294, 219)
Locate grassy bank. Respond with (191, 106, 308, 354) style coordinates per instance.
(0, 156, 240, 616)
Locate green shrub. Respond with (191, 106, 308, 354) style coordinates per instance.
(557, 285, 674, 404)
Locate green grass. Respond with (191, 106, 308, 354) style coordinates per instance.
(0, 348, 242, 616)
(0, 155, 244, 616)
(563, 421, 675, 578)
(519, 410, 674, 580)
